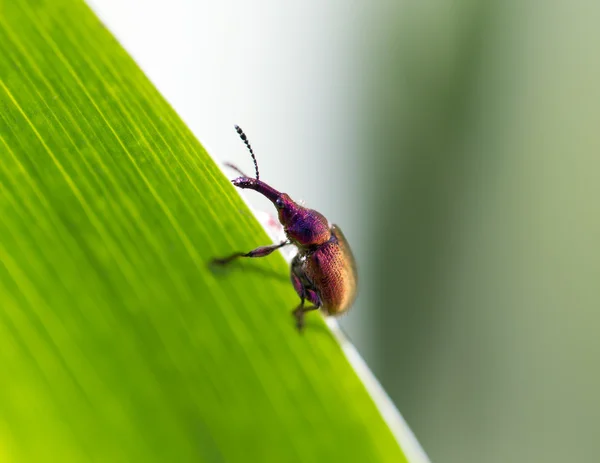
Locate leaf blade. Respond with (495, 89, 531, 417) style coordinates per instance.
(0, 0, 409, 461)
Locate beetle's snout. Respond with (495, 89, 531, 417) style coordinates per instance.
(232, 177, 253, 188)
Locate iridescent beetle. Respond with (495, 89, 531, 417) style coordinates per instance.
(213, 125, 358, 331)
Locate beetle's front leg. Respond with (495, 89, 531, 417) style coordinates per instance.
(212, 240, 289, 265)
(224, 162, 250, 178)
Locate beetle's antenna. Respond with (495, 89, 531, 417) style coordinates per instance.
(234, 125, 259, 180)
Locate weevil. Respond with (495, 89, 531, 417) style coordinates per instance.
(213, 125, 358, 331)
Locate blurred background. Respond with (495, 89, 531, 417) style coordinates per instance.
(87, 1, 600, 462)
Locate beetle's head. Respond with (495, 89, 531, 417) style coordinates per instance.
(229, 126, 332, 248)
(231, 177, 330, 247)
(273, 193, 296, 225)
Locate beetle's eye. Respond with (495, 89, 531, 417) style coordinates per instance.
(275, 198, 284, 209)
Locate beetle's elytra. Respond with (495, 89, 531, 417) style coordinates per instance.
(213, 125, 358, 331)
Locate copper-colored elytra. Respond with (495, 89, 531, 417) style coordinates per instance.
(213, 126, 358, 332)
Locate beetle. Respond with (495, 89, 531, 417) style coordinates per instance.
(213, 125, 357, 331)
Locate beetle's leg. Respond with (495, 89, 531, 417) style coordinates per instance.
(224, 162, 250, 178)
(292, 301, 320, 332)
(290, 255, 321, 332)
(212, 240, 289, 265)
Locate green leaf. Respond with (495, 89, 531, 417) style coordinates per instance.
(0, 0, 413, 461)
